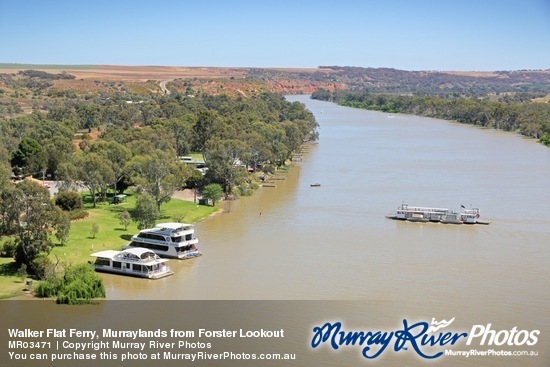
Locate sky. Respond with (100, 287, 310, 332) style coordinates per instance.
(0, 0, 549, 71)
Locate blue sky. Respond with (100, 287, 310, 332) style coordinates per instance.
(0, 0, 549, 71)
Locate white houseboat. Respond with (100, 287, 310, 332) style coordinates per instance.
(386, 204, 489, 225)
(90, 248, 173, 279)
(124, 222, 202, 259)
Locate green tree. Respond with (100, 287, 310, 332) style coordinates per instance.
(73, 152, 115, 207)
(12, 180, 58, 275)
(193, 110, 223, 151)
(55, 210, 71, 245)
(130, 150, 186, 210)
(90, 223, 99, 239)
(118, 210, 131, 230)
(89, 141, 132, 195)
(202, 183, 223, 206)
(55, 191, 83, 211)
(204, 139, 249, 195)
(165, 116, 195, 157)
(133, 192, 159, 229)
(17, 263, 28, 283)
(77, 104, 101, 131)
(36, 263, 105, 305)
(10, 137, 45, 175)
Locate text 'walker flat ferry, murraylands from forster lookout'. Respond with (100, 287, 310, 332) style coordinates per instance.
(386, 204, 490, 225)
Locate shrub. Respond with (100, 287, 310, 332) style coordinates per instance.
(55, 191, 83, 211)
(69, 210, 89, 221)
(0, 238, 17, 257)
(35, 280, 58, 298)
(35, 264, 105, 304)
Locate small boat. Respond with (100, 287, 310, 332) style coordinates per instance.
(91, 248, 173, 279)
(310, 183, 321, 187)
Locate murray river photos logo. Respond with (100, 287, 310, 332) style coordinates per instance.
(310, 318, 540, 359)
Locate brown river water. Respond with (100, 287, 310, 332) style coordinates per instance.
(2, 95, 548, 366)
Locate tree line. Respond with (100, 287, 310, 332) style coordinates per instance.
(0, 89, 318, 284)
(311, 89, 550, 145)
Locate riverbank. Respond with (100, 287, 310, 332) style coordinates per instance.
(0, 192, 220, 299)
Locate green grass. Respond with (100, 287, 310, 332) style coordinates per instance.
(50, 192, 219, 265)
(0, 258, 26, 299)
(0, 192, 219, 290)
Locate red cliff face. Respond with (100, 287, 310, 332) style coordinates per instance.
(267, 80, 345, 94)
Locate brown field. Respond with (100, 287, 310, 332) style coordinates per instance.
(0, 65, 322, 82)
(0, 65, 336, 97)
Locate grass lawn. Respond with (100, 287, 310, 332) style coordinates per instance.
(0, 192, 219, 290)
(50, 192, 219, 265)
(0, 258, 27, 299)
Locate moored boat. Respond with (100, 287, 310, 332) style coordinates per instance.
(90, 248, 173, 279)
(124, 222, 201, 259)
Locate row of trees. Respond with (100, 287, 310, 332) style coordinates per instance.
(0, 90, 318, 279)
(312, 89, 550, 144)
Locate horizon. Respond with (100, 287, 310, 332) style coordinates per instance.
(1, 0, 549, 71)
(1, 62, 550, 73)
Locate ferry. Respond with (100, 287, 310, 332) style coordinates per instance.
(386, 204, 489, 225)
(124, 222, 202, 259)
(90, 248, 173, 279)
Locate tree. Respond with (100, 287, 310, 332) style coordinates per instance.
(133, 193, 159, 229)
(77, 104, 101, 131)
(193, 110, 223, 151)
(10, 137, 45, 175)
(118, 210, 131, 230)
(35, 263, 105, 305)
(72, 152, 115, 207)
(89, 141, 132, 195)
(165, 116, 195, 157)
(55, 210, 71, 245)
(204, 139, 249, 195)
(90, 223, 99, 238)
(42, 137, 74, 178)
(202, 183, 223, 206)
(17, 264, 28, 283)
(130, 150, 186, 210)
(55, 191, 83, 211)
(12, 180, 59, 275)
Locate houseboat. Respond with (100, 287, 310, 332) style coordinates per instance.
(90, 248, 173, 279)
(124, 222, 202, 259)
(386, 204, 489, 225)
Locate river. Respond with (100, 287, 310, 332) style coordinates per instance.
(103, 95, 550, 303)
(4, 96, 548, 366)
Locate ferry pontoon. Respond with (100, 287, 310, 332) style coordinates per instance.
(386, 204, 489, 225)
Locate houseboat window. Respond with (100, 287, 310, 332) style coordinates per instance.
(132, 264, 142, 272)
(137, 233, 166, 241)
(113, 261, 121, 269)
(94, 258, 110, 266)
(138, 243, 169, 252)
(185, 234, 192, 241)
(172, 236, 183, 242)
